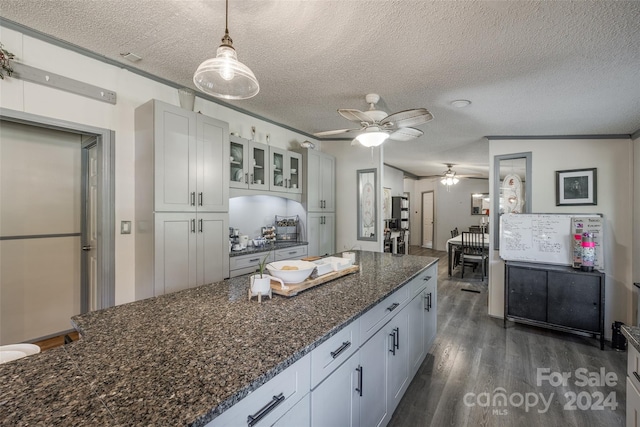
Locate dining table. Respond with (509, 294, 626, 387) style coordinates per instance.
(446, 233, 490, 276)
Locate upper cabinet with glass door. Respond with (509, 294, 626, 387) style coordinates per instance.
(229, 135, 269, 191)
(270, 147, 303, 194)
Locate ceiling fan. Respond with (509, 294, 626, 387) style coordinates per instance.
(313, 94, 433, 147)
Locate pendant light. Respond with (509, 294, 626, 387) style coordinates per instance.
(193, 0, 259, 100)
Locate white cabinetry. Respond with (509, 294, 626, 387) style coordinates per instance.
(135, 99, 229, 299)
(229, 135, 269, 191)
(209, 262, 438, 427)
(628, 344, 640, 427)
(270, 147, 303, 194)
(359, 325, 389, 427)
(305, 150, 335, 212)
(307, 213, 335, 257)
(207, 354, 311, 427)
(311, 351, 361, 427)
(299, 149, 335, 257)
(229, 245, 308, 278)
(154, 213, 228, 295)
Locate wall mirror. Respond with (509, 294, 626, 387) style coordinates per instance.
(493, 152, 532, 249)
(471, 193, 490, 215)
(357, 168, 377, 241)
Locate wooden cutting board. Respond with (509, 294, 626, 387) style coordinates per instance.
(270, 265, 359, 297)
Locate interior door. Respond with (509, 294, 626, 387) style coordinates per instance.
(0, 121, 82, 344)
(422, 191, 434, 248)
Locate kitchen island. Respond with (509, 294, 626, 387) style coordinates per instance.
(0, 251, 438, 426)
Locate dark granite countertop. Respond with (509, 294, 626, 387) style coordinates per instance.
(229, 241, 308, 257)
(622, 325, 640, 353)
(0, 251, 437, 426)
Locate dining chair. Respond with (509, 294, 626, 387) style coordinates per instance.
(469, 225, 483, 233)
(460, 232, 487, 279)
(397, 229, 406, 254)
(383, 230, 392, 253)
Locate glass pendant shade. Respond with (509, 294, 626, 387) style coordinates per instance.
(356, 131, 389, 148)
(194, 44, 259, 100)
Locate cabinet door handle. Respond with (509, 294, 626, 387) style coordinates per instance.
(393, 327, 400, 350)
(249, 258, 260, 263)
(198, 219, 203, 233)
(330, 341, 351, 359)
(634, 371, 640, 384)
(355, 366, 363, 397)
(190, 192, 196, 206)
(389, 330, 396, 355)
(288, 251, 297, 255)
(425, 292, 432, 311)
(250, 173, 254, 184)
(246, 393, 285, 427)
(245, 173, 248, 184)
(191, 219, 195, 233)
(198, 192, 203, 206)
(386, 302, 399, 312)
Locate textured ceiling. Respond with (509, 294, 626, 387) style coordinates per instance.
(1, 0, 639, 178)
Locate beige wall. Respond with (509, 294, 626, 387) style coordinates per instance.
(488, 138, 634, 339)
(322, 141, 383, 253)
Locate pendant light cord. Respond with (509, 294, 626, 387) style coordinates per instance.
(225, 0, 229, 33)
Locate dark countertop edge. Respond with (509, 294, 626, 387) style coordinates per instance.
(191, 256, 439, 427)
(229, 241, 308, 257)
(622, 325, 640, 352)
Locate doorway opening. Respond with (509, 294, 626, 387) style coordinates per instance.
(421, 191, 434, 248)
(0, 109, 115, 344)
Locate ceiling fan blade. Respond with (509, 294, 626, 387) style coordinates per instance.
(313, 128, 360, 137)
(380, 108, 433, 128)
(338, 109, 375, 124)
(388, 127, 423, 141)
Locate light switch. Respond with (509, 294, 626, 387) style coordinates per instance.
(121, 221, 132, 234)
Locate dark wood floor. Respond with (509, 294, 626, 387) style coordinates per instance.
(390, 246, 627, 427)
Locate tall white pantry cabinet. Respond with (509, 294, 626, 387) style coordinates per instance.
(135, 100, 230, 300)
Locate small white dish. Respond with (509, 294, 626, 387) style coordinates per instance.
(0, 350, 27, 364)
(0, 343, 41, 356)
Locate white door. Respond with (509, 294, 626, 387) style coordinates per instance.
(0, 121, 82, 344)
(422, 191, 434, 248)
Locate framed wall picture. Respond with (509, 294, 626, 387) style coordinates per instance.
(556, 168, 597, 206)
(357, 168, 377, 241)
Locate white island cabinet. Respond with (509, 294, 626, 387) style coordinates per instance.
(627, 342, 640, 427)
(135, 99, 229, 299)
(209, 262, 438, 427)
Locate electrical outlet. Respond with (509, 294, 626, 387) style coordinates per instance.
(121, 221, 132, 234)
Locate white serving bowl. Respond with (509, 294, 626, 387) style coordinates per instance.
(266, 260, 317, 284)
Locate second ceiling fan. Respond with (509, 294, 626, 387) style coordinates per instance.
(313, 93, 433, 147)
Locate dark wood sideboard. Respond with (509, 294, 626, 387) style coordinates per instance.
(504, 261, 605, 349)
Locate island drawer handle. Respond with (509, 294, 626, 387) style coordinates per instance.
(387, 302, 399, 312)
(330, 341, 351, 359)
(355, 366, 363, 397)
(634, 371, 640, 384)
(247, 393, 285, 427)
(423, 275, 432, 281)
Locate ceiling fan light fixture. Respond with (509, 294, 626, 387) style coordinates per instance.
(193, 0, 259, 100)
(356, 131, 389, 147)
(441, 166, 459, 187)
